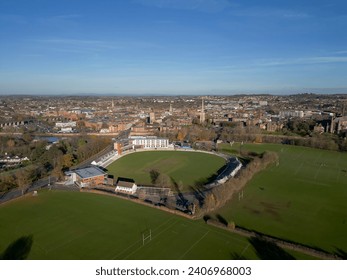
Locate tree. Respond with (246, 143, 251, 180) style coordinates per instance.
(51, 163, 64, 180)
(156, 174, 173, 189)
(22, 133, 33, 144)
(166, 197, 177, 209)
(149, 169, 160, 185)
(177, 129, 187, 141)
(62, 154, 74, 169)
(7, 139, 15, 148)
(0, 174, 16, 193)
(202, 192, 217, 212)
(15, 169, 31, 195)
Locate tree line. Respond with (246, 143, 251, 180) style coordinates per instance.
(0, 135, 111, 193)
(192, 151, 279, 217)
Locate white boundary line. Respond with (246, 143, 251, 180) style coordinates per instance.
(179, 230, 210, 259)
(110, 217, 176, 260)
(122, 220, 179, 260)
(238, 244, 250, 259)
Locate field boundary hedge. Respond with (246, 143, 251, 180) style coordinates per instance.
(204, 218, 341, 260)
(80, 188, 196, 220)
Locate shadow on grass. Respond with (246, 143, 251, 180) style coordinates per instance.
(203, 215, 211, 222)
(216, 214, 228, 226)
(334, 248, 347, 260)
(0, 235, 34, 260)
(249, 236, 295, 260)
(230, 253, 248, 260)
(188, 186, 205, 208)
(171, 177, 189, 208)
(204, 164, 230, 185)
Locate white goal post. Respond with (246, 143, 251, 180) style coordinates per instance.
(238, 190, 244, 201)
(142, 229, 152, 246)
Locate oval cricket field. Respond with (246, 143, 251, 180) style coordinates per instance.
(106, 150, 226, 189)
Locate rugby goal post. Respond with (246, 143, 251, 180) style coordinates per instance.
(238, 190, 244, 201)
(142, 229, 152, 246)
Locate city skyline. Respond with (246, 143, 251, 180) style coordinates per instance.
(1, 0, 347, 95)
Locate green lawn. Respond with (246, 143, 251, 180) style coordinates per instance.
(0, 190, 316, 260)
(107, 151, 226, 188)
(0, 190, 247, 260)
(216, 143, 347, 255)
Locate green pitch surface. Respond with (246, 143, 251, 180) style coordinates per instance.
(107, 151, 226, 188)
(0, 190, 260, 260)
(217, 143, 347, 255)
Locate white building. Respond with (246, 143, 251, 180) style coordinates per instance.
(279, 110, 304, 118)
(115, 180, 137, 194)
(129, 136, 170, 149)
(100, 128, 110, 133)
(55, 121, 77, 128)
(60, 127, 73, 133)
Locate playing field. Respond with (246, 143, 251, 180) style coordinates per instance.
(107, 151, 226, 188)
(0, 190, 317, 260)
(216, 143, 347, 255)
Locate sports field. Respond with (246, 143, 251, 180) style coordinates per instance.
(0, 190, 316, 260)
(216, 143, 347, 255)
(107, 151, 226, 188)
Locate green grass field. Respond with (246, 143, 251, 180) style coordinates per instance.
(107, 151, 226, 188)
(0, 190, 317, 260)
(216, 143, 347, 255)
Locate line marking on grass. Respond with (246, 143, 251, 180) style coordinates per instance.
(110, 239, 142, 260)
(294, 161, 304, 175)
(121, 220, 179, 260)
(294, 151, 304, 161)
(314, 152, 323, 180)
(33, 242, 49, 257)
(335, 153, 342, 182)
(47, 230, 92, 253)
(110, 217, 176, 260)
(296, 178, 329, 187)
(179, 230, 210, 260)
(183, 219, 249, 245)
(238, 244, 250, 259)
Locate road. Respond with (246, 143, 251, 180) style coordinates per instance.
(0, 176, 57, 204)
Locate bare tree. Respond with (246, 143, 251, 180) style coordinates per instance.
(15, 169, 31, 195)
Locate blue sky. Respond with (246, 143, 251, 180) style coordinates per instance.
(0, 0, 346, 95)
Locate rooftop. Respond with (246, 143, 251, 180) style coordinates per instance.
(117, 178, 136, 188)
(74, 166, 106, 179)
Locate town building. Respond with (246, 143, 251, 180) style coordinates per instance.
(55, 121, 77, 128)
(129, 136, 170, 149)
(66, 166, 107, 188)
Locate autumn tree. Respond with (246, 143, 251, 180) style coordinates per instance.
(62, 154, 74, 169)
(156, 174, 173, 189)
(149, 169, 160, 185)
(6, 139, 15, 148)
(15, 169, 31, 195)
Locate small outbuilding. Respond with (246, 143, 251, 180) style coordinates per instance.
(115, 178, 137, 194)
